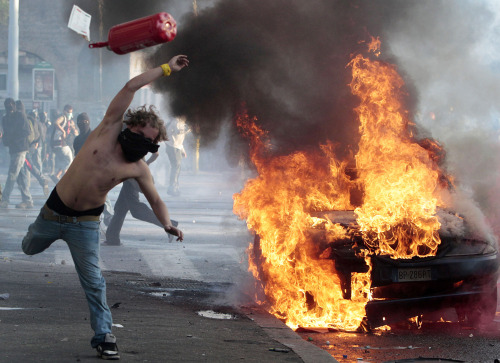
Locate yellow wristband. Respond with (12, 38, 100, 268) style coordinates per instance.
(160, 63, 171, 77)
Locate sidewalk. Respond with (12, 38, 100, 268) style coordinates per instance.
(0, 258, 337, 362)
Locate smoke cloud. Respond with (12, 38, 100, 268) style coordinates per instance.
(145, 0, 419, 158)
(384, 0, 500, 235)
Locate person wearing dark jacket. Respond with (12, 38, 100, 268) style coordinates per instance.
(73, 112, 91, 155)
(25, 110, 49, 197)
(0, 99, 33, 209)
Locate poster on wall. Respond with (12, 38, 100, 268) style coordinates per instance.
(33, 68, 54, 102)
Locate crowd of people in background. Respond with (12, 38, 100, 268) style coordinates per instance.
(0, 98, 190, 247)
(0, 99, 80, 209)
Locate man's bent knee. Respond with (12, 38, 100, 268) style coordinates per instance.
(21, 233, 44, 255)
(22, 236, 37, 255)
(21, 225, 54, 255)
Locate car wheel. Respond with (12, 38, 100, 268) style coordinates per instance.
(456, 286, 498, 327)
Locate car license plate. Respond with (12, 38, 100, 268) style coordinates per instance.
(396, 268, 432, 282)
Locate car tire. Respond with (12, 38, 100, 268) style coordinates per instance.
(456, 286, 497, 327)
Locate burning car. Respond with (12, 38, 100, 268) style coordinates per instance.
(233, 42, 500, 332)
(303, 208, 498, 329)
(248, 191, 499, 331)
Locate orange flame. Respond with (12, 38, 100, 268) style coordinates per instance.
(234, 107, 369, 330)
(233, 40, 448, 331)
(367, 36, 381, 57)
(349, 54, 443, 258)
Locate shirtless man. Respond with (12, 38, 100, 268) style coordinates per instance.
(21, 54, 189, 360)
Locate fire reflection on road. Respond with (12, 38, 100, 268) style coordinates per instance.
(297, 309, 500, 362)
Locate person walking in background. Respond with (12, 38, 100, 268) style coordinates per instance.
(44, 110, 57, 177)
(73, 112, 92, 155)
(25, 110, 49, 197)
(165, 115, 190, 196)
(0, 99, 34, 209)
(66, 112, 79, 156)
(50, 104, 76, 182)
(30, 110, 48, 176)
(38, 111, 49, 174)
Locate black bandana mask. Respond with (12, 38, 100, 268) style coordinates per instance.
(117, 128, 160, 162)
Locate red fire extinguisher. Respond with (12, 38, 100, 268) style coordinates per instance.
(89, 12, 177, 55)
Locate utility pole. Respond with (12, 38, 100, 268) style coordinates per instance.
(7, 0, 19, 99)
(98, 0, 103, 103)
(193, 0, 200, 173)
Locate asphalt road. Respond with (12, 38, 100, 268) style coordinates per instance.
(1, 166, 500, 362)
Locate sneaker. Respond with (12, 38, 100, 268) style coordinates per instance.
(16, 201, 34, 209)
(96, 333, 120, 360)
(17, 201, 34, 209)
(0, 200, 8, 208)
(167, 189, 181, 197)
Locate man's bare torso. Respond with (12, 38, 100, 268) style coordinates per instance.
(55, 121, 147, 211)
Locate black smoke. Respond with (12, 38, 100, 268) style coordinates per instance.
(144, 0, 421, 161)
(72, 1, 467, 165)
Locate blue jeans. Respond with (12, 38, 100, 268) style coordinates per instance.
(2, 150, 32, 203)
(32, 145, 43, 174)
(26, 149, 45, 187)
(22, 208, 112, 348)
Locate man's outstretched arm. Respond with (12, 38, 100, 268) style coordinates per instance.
(136, 166, 184, 241)
(102, 55, 189, 128)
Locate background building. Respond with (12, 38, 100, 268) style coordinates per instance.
(0, 0, 165, 127)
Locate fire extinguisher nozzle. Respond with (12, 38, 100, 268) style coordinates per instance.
(89, 41, 109, 49)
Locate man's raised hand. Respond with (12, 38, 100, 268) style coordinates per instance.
(168, 55, 189, 73)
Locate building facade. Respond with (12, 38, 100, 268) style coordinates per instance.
(0, 0, 136, 126)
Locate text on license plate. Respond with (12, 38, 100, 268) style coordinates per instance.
(396, 268, 432, 282)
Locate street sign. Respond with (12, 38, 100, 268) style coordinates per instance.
(32, 67, 54, 102)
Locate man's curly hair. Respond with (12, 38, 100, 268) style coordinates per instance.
(124, 105, 167, 143)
